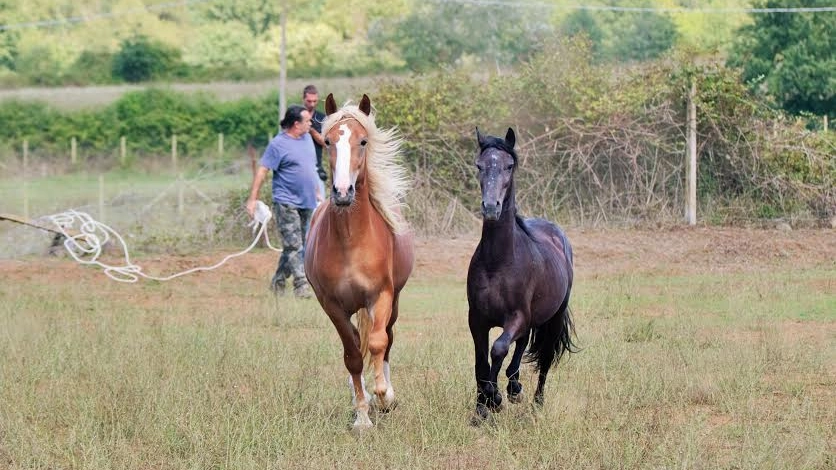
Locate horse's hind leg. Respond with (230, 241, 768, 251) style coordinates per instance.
(376, 294, 399, 412)
(533, 300, 573, 406)
(506, 334, 529, 403)
(369, 290, 396, 412)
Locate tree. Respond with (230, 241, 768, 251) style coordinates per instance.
(609, 11, 679, 62)
(371, 1, 545, 72)
(728, 0, 835, 117)
(112, 35, 180, 83)
(202, 0, 292, 37)
(0, 0, 18, 70)
(560, 10, 604, 58)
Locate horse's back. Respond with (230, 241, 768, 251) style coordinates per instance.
(520, 217, 573, 269)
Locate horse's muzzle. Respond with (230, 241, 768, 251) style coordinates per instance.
(481, 201, 501, 221)
(332, 184, 355, 206)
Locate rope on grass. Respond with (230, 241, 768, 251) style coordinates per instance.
(45, 201, 281, 283)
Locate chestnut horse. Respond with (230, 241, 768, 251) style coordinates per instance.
(304, 94, 414, 430)
(467, 127, 576, 423)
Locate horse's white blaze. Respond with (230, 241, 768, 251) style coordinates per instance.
(334, 124, 352, 196)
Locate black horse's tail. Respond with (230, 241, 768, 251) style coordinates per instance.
(526, 293, 577, 373)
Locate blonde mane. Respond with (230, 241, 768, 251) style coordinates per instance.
(322, 103, 411, 234)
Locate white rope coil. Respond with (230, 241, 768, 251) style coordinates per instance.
(44, 200, 281, 283)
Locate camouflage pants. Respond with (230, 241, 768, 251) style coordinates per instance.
(272, 203, 313, 290)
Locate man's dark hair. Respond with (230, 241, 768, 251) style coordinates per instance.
(303, 84, 318, 97)
(280, 105, 306, 129)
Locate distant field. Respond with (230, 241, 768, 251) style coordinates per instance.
(0, 76, 386, 110)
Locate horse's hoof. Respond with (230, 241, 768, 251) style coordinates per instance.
(351, 408, 373, 432)
(470, 404, 491, 426)
(351, 422, 373, 433)
(351, 416, 374, 432)
(508, 391, 524, 404)
(373, 387, 397, 413)
(375, 398, 398, 414)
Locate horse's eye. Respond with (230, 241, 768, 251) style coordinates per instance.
(360, 139, 368, 146)
(476, 164, 484, 172)
(324, 138, 330, 147)
(506, 164, 514, 171)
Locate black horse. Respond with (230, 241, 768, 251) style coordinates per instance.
(467, 127, 576, 423)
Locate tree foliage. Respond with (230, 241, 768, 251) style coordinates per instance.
(371, 0, 546, 72)
(728, 0, 835, 117)
(112, 35, 181, 83)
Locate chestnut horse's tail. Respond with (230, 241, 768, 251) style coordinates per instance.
(356, 308, 372, 364)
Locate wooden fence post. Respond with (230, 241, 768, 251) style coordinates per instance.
(218, 133, 224, 157)
(120, 136, 127, 165)
(98, 174, 105, 221)
(686, 80, 697, 226)
(177, 173, 185, 218)
(171, 134, 178, 171)
(22, 140, 29, 220)
(71, 137, 77, 165)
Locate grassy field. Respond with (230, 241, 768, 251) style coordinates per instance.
(0, 228, 834, 469)
(0, 77, 385, 111)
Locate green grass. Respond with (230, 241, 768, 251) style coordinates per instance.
(0, 167, 256, 258)
(0, 259, 833, 469)
(0, 168, 248, 217)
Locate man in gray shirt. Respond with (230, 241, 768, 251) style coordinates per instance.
(246, 105, 322, 298)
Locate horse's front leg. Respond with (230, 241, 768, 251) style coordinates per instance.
(487, 313, 527, 410)
(368, 290, 396, 411)
(328, 306, 372, 430)
(468, 310, 494, 423)
(506, 333, 529, 403)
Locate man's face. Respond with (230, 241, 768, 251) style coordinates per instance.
(303, 93, 318, 112)
(298, 110, 312, 133)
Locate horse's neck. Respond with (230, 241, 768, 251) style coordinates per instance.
(329, 184, 377, 240)
(479, 186, 519, 263)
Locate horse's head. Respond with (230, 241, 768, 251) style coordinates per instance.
(475, 127, 517, 221)
(323, 93, 372, 207)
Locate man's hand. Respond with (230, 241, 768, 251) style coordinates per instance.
(245, 198, 258, 218)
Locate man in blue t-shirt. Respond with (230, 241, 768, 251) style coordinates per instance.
(246, 105, 322, 298)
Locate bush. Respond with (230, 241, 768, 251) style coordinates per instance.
(64, 51, 116, 86)
(112, 35, 181, 83)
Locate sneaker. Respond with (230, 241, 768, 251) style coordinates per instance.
(270, 277, 286, 295)
(293, 284, 313, 299)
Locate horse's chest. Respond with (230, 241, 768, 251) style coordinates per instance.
(468, 269, 526, 311)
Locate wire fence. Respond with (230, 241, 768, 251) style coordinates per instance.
(0, 155, 269, 259)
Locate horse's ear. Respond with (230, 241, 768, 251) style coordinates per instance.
(325, 93, 337, 116)
(359, 94, 371, 116)
(505, 127, 516, 149)
(476, 127, 486, 147)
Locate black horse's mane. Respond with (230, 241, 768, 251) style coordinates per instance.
(478, 136, 518, 163)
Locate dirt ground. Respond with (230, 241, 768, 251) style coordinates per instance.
(413, 226, 836, 279)
(1, 226, 833, 286)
